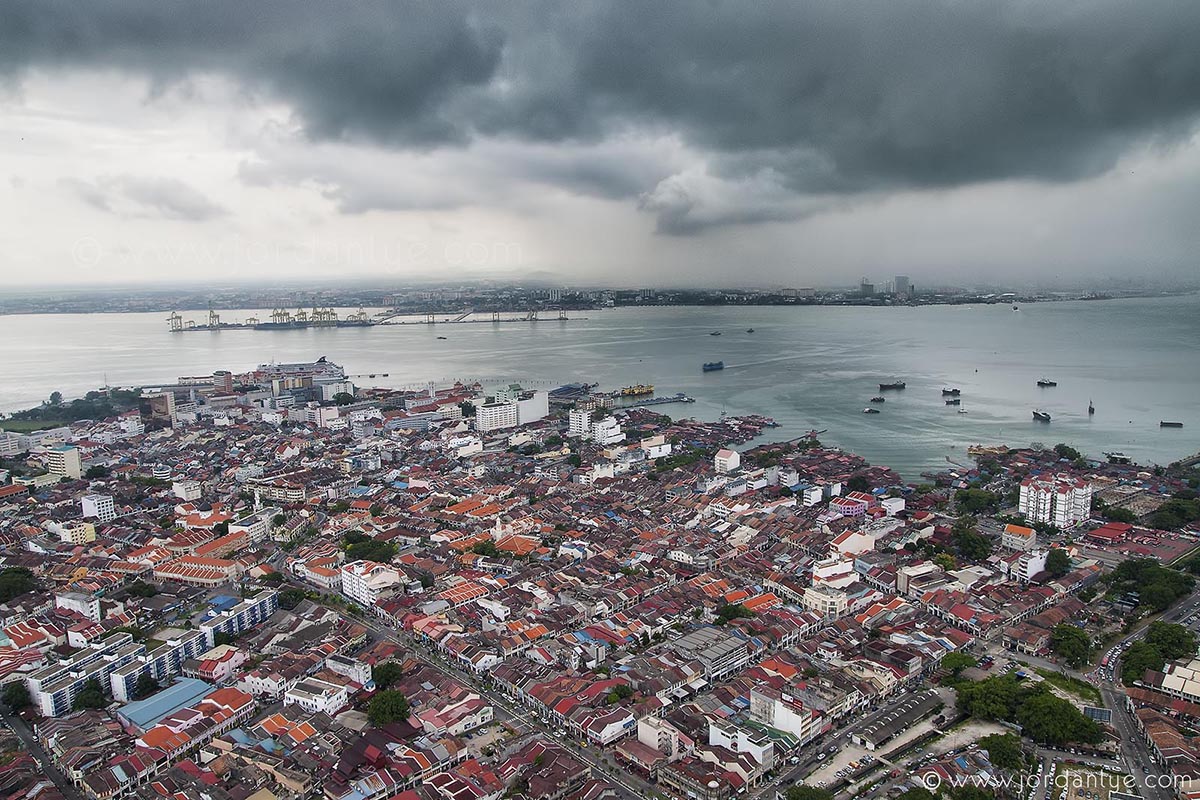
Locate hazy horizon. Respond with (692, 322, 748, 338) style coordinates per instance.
(3, 1, 1200, 288)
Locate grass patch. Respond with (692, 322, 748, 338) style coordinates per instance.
(0, 419, 68, 433)
(1034, 667, 1102, 704)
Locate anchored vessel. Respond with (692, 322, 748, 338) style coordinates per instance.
(878, 381, 906, 391)
(1037, 378, 1057, 387)
(702, 361, 725, 372)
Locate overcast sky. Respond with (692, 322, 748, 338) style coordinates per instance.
(2, 1, 1199, 288)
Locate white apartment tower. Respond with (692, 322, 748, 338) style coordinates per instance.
(1019, 474, 1092, 528)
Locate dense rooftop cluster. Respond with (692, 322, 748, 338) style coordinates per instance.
(0, 358, 1198, 800)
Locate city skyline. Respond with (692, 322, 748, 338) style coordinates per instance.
(3, 2, 1200, 287)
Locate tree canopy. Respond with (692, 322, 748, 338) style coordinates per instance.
(978, 733, 1024, 770)
(373, 662, 403, 691)
(956, 674, 1102, 747)
(368, 690, 410, 726)
(0, 567, 38, 603)
(1049, 624, 1092, 668)
(1045, 548, 1071, 578)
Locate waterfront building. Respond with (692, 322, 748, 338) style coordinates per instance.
(476, 401, 519, 432)
(1019, 474, 1092, 528)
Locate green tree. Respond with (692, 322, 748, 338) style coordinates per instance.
(1053, 443, 1082, 461)
(71, 678, 109, 711)
(1049, 624, 1091, 668)
(0, 567, 38, 603)
(84, 465, 110, 479)
(2, 681, 30, 711)
(941, 651, 978, 678)
(459, 401, 476, 418)
(846, 475, 871, 493)
(978, 733, 1024, 770)
(470, 540, 501, 558)
(125, 580, 158, 597)
(933, 553, 957, 571)
(332, 392, 356, 405)
(1014, 689, 1102, 747)
(279, 587, 306, 610)
(954, 528, 993, 561)
(785, 786, 833, 800)
(1045, 548, 1071, 578)
(368, 690, 410, 726)
(1145, 621, 1197, 661)
(715, 603, 755, 625)
(956, 488, 1000, 514)
(346, 540, 397, 562)
(373, 662, 404, 691)
(567, 453, 582, 467)
(135, 673, 160, 699)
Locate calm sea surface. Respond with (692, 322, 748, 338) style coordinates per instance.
(2, 296, 1198, 479)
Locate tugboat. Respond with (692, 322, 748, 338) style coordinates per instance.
(702, 361, 725, 372)
(945, 398, 961, 406)
(863, 407, 881, 414)
(1033, 410, 1051, 422)
(869, 396, 885, 404)
(1161, 421, 1184, 428)
(941, 388, 961, 396)
(879, 381, 906, 391)
(1037, 378, 1057, 387)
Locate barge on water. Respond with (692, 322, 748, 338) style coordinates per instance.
(1161, 421, 1185, 428)
(879, 380, 906, 391)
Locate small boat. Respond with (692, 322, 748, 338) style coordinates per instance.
(958, 409, 968, 414)
(702, 361, 724, 372)
(863, 408, 881, 414)
(368, 374, 376, 378)
(710, 331, 722, 336)
(1037, 378, 1057, 387)
(869, 396, 885, 404)
(1012, 304, 1018, 310)
(1088, 400, 1094, 415)
(436, 336, 447, 340)
(941, 388, 961, 396)
(945, 398, 961, 406)
(1105, 452, 1131, 464)
(879, 381, 906, 391)
(745, 328, 755, 333)
(1161, 421, 1184, 428)
(1033, 410, 1051, 422)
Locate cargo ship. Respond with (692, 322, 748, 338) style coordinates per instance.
(1161, 421, 1184, 428)
(1033, 410, 1051, 422)
(1037, 378, 1057, 387)
(619, 384, 654, 397)
(703, 361, 725, 372)
(945, 398, 961, 405)
(879, 381, 906, 391)
(941, 388, 960, 396)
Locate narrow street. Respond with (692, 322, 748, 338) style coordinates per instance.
(0, 709, 85, 800)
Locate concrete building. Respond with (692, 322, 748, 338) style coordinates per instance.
(475, 401, 519, 432)
(81, 494, 116, 523)
(1002, 523, 1038, 551)
(198, 590, 279, 648)
(26, 632, 144, 716)
(341, 560, 402, 608)
(47, 445, 82, 480)
(668, 627, 751, 680)
(568, 409, 591, 439)
(1019, 474, 1093, 528)
(172, 480, 202, 502)
(56, 521, 96, 545)
(714, 449, 740, 474)
(284, 677, 350, 715)
(109, 629, 211, 702)
(638, 715, 692, 761)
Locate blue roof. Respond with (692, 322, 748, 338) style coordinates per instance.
(208, 595, 239, 612)
(118, 678, 213, 730)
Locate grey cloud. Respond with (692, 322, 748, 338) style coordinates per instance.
(9, 1, 1200, 233)
(60, 175, 226, 220)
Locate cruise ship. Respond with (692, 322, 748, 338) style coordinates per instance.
(254, 356, 346, 381)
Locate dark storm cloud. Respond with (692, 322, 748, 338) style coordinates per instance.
(61, 176, 226, 220)
(7, 1, 1200, 231)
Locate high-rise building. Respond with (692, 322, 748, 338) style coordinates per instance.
(81, 493, 116, 522)
(859, 278, 875, 296)
(1019, 474, 1093, 528)
(894, 275, 911, 297)
(47, 445, 82, 480)
(212, 370, 234, 393)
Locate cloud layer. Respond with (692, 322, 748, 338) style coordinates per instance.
(2, 1, 1200, 283)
